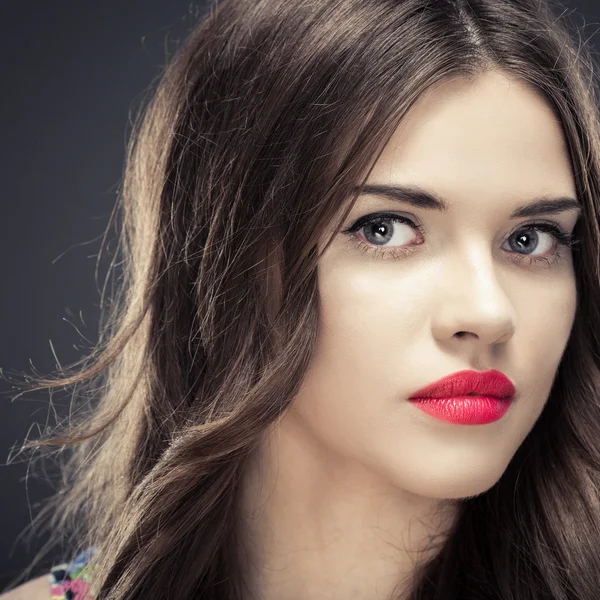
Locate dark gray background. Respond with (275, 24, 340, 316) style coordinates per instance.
(0, 0, 598, 592)
(0, 1, 209, 590)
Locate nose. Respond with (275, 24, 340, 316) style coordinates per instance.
(430, 248, 516, 346)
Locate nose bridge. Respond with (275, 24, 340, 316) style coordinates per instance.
(432, 243, 516, 344)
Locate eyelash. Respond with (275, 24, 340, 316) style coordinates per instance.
(341, 212, 579, 268)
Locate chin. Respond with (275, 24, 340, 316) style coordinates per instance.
(389, 465, 507, 501)
(439, 478, 500, 501)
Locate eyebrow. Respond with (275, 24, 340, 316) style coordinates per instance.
(357, 183, 582, 219)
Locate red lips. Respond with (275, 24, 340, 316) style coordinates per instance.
(408, 369, 515, 400)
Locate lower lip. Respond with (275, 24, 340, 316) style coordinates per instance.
(408, 395, 513, 425)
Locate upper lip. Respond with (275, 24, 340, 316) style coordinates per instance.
(408, 369, 516, 399)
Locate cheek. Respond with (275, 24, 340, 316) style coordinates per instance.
(508, 271, 577, 417)
(515, 269, 577, 370)
(315, 256, 431, 362)
(289, 263, 426, 455)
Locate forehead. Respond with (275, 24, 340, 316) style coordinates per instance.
(368, 70, 575, 202)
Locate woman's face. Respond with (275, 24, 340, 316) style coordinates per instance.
(286, 70, 579, 499)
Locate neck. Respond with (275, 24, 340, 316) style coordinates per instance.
(238, 414, 459, 600)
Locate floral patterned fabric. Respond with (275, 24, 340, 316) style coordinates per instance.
(49, 547, 97, 600)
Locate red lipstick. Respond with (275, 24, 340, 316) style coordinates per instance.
(408, 369, 515, 425)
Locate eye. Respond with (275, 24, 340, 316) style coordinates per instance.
(340, 213, 424, 261)
(502, 226, 554, 255)
(356, 216, 420, 247)
(340, 212, 579, 267)
(501, 223, 578, 267)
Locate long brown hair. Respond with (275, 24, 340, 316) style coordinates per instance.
(5, 0, 600, 597)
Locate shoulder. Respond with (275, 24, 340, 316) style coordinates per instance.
(0, 575, 49, 600)
(0, 547, 97, 600)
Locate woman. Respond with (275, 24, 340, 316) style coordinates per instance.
(3, 0, 600, 598)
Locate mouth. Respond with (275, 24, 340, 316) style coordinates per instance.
(407, 369, 516, 425)
(408, 369, 516, 400)
(408, 394, 513, 425)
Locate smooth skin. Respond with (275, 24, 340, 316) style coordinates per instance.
(240, 69, 580, 600)
(0, 575, 48, 599)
